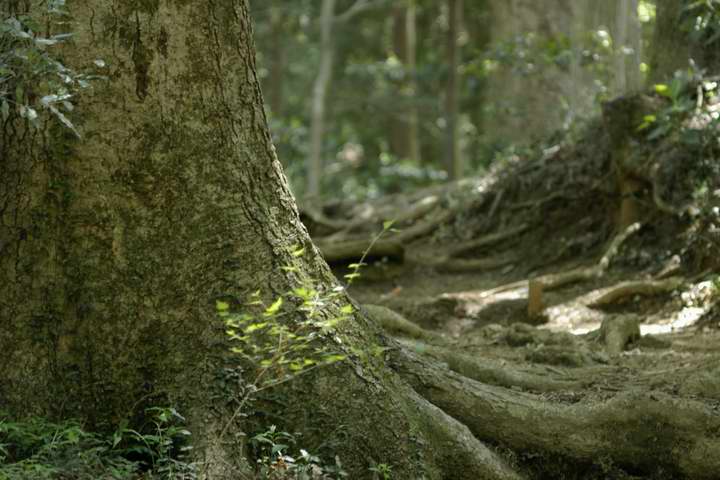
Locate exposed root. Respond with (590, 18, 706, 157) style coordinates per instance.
(407, 388, 525, 480)
(392, 348, 720, 479)
(408, 224, 527, 273)
(651, 163, 693, 217)
(401, 340, 588, 393)
(439, 222, 643, 309)
(393, 195, 441, 225)
(599, 315, 641, 355)
(446, 224, 529, 258)
(482, 189, 505, 229)
(508, 192, 567, 211)
(363, 304, 441, 341)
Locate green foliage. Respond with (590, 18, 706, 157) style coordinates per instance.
(0, 414, 137, 479)
(368, 462, 393, 480)
(0, 0, 104, 136)
(113, 407, 197, 479)
(218, 220, 394, 397)
(638, 68, 720, 164)
(249, 425, 347, 479)
(681, 0, 720, 46)
(637, 74, 698, 140)
(218, 282, 349, 396)
(0, 408, 196, 479)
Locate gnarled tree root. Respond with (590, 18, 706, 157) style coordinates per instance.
(407, 388, 525, 480)
(598, 315, 641, 355)
(400, 340, 588, 393)
(363, 304, 442, 341)
(392, 348, 720, 479)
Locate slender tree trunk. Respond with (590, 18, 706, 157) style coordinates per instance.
(406, 0, 421, 165)
(391, 0, 421, 164)
(308, 0, 336, 198)
(568, 0, 586, 123)
(614, 0, 642, 94)
(627, 0, 643, 92)
(650, 0, 691, 82)
(268, 2, 288, 115)
(614, 0, 630, 94)
(445, 0, 463, 180)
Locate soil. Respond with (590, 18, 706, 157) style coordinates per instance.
(302, 109, 720, 478)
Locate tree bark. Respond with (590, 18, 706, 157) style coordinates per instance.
(0, 1, 503, 478)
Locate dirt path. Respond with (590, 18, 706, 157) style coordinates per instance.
(302, 112, 720, 477)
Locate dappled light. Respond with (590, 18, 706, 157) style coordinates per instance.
(2, 1, 720, 479)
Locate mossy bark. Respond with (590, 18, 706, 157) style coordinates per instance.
(0, 1, 501, 478)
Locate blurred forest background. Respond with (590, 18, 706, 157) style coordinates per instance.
(250, 0, 658, 200)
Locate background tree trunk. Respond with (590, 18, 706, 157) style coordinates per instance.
(391, 0, 421, 164)
(445, 0, 463, 180)
(268, 2, 288, 116)
(613, 0, 642, 95)
(308, 0, 336, 198)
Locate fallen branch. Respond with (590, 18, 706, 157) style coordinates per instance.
(584, 277, 684, 308)
(318, 238, 404, 263)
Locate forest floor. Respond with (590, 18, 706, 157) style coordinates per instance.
(302, 103, 720, 478)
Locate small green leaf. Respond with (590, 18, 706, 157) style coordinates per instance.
(264, 297, 283, 316)
(340, 304, 354, 314)
(246, 322, 268, 333)
(216, 300, 230, 311)
(654, 84, 670, 97)
(383, 220, 395, 230)
(637, 114, 657, 131)
(323, 354, 346, 364)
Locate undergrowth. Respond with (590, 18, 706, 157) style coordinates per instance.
(0, 407, 196, 480)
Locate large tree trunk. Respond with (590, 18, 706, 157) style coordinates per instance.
(6, 2, 719, 479)
(0, 1, 514, 478)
